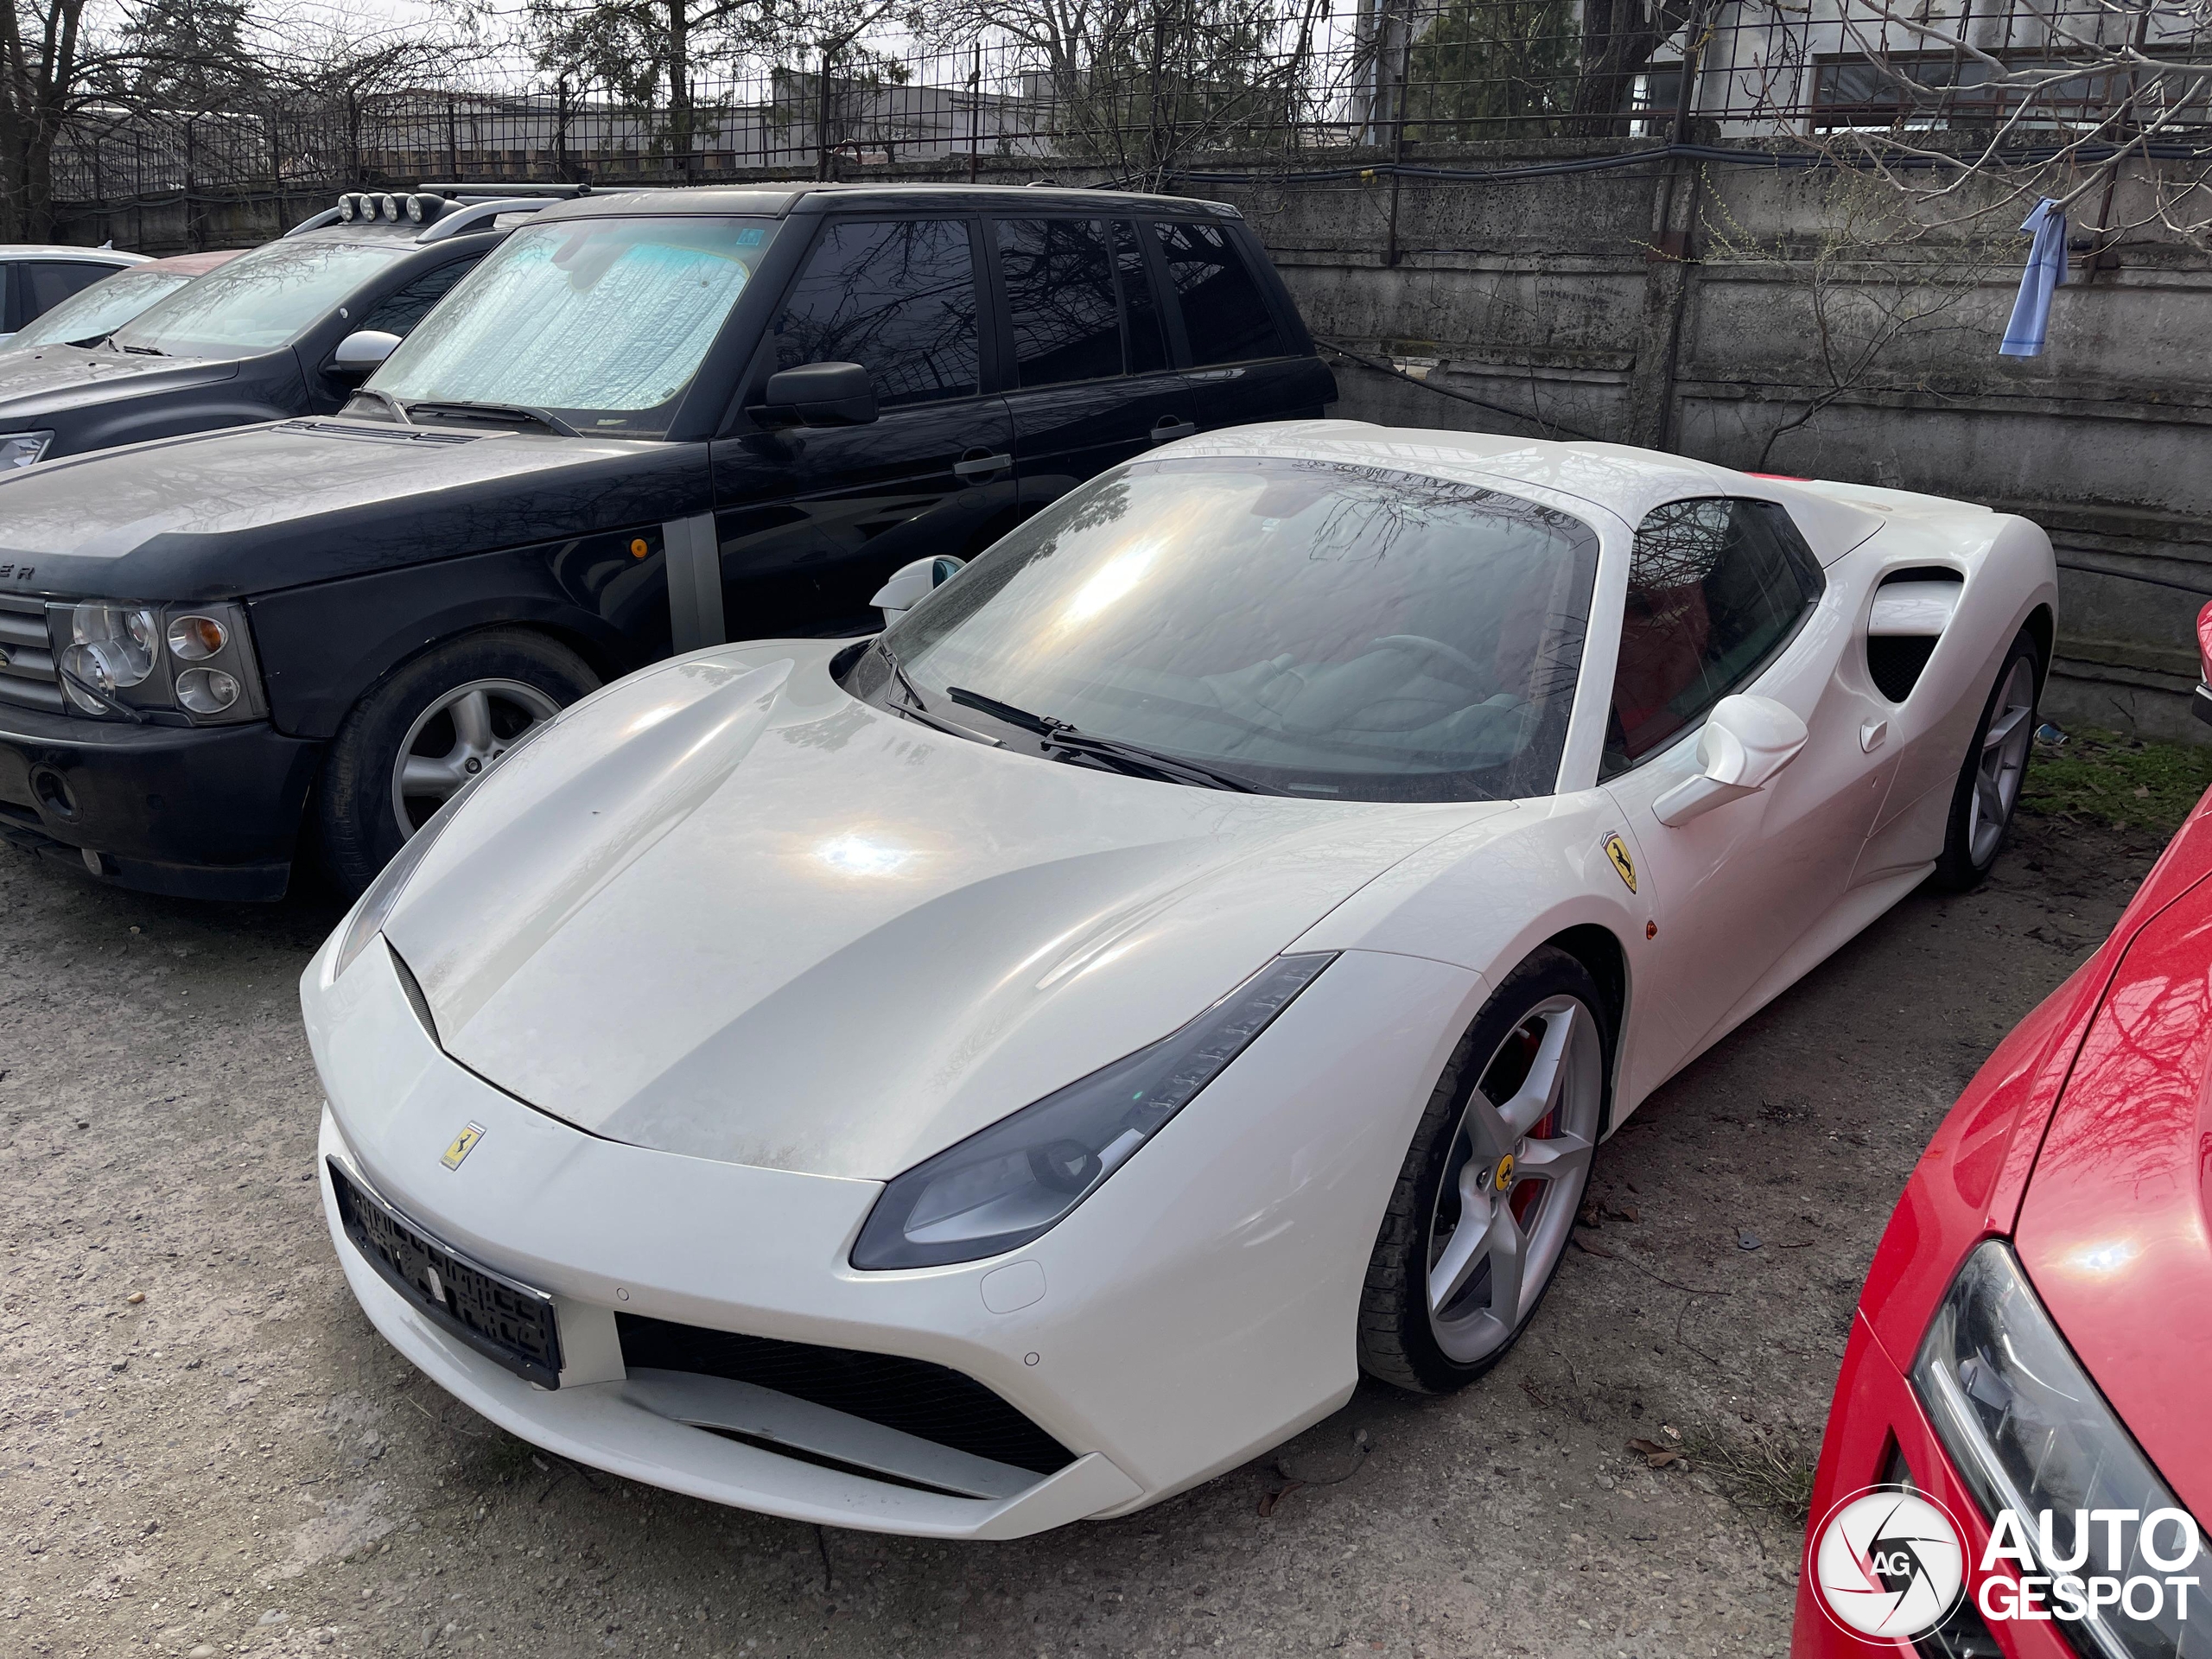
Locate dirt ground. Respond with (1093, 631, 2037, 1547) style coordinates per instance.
(0, 797, 2166, 1659)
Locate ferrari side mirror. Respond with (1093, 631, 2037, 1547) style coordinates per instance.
(1653, 694, 1808, 827)
(871, 556, 965, 626)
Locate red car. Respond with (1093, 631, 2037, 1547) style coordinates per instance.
(1796, 612, 2212, 1659)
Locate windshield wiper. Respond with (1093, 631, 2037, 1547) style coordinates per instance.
(877, 642, 1001, 746)
(403, 399, 579, 437)
(944, 685, 1273, 793)
(116, 343, 166, 356)
(58, 667, 149, 725)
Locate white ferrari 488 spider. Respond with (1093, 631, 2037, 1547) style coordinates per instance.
(302, 423, 2056, 1538)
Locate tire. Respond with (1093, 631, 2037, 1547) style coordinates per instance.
(1930, 628, 2042, 893)
(1357, 946, 1612, 1394)
(317, 629, 598, 896)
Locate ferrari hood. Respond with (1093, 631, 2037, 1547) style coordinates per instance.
(378, 643, 1500, 1181)
(0, 344, 238, 423)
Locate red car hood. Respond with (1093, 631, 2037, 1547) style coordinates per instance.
(2015, 860, 2212, 1522)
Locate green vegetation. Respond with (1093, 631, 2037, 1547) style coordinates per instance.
(2023, 727, 2212, 838)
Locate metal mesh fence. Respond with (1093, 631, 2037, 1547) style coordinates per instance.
(47, 0, 2212, 212)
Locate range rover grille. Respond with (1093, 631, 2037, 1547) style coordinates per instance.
(0, 596, 61, 715)
(615, 1314, 1076, 1476)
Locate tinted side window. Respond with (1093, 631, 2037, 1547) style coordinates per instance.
(772, 218, 980, 408)
(23, 262, 111, 318)
(997, 218, 1121, 388)
(357, 257, 479, 338)
(1110, 219, 1168, 375)
(1603, 498, 1825, 777)
(1151, 223, 1287, 365)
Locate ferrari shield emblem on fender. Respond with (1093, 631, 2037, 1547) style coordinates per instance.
(440, 1122, 486, 1170)
(1603, 832, 1637, 894)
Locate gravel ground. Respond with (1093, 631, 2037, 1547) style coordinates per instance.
(0, 804, 2161, 1659)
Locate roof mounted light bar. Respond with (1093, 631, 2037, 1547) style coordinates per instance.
(286, 181, 594, 238)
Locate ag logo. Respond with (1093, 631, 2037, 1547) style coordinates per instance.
(1809, 1486, 1967, 1640)
(440, 1122, 485, 1170)
(1602, 832, 1637, 893)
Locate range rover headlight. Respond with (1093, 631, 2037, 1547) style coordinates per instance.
(1912, 1240, 2212, 1657)
(61, 602, 159, 704)
(49, 599, 263, 723)
(850, 953, 1335, 1270)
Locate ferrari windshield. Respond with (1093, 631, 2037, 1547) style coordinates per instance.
(871, 456, 1599, 802)
(12, 269, 190, 348)
(110, 239, 407, 358)
(371, 216, 776, 437)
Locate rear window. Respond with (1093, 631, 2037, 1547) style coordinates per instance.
(1151, 222, 1287, 365)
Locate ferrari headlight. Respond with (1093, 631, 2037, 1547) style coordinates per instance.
(851, 953, 1335, 1270)
(1912, 1240, 2211, 1657)
(328, 718, 553, 982)
(1, 430, 53, 468)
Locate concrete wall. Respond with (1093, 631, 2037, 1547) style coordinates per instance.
(1208, 146, 2212, 742)
(51, 140, 2212, 739)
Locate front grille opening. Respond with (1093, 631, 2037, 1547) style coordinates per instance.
(616, 1314, 1075, 1476)
(690, 1422, 984, 1498)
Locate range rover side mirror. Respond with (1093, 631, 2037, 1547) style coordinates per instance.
(755, 361, 878, 429)
(330, 329, 402, 378)
(871, 556, 965, 626)
(1653, 694, 1808, 827)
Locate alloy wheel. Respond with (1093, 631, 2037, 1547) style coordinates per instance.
(1425, 994, 1603, 1365)
(390, 677, 562, 838)
(1967, 657, 2037, 868)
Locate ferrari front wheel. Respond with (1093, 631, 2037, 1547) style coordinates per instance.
(1357, 946, 1611, 1393)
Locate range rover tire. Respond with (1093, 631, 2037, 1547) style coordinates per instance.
(318, 629, 598, 896)
(1357, 946, 1611, 1394)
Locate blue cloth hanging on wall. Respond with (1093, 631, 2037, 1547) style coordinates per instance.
(1999, 200, 2068, 358)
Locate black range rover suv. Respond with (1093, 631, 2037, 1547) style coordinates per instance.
(0, 183, 1334, 899)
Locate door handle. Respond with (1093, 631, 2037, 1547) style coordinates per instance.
(1150, 418, 1197, 445)
(953, 450, 1012, 480)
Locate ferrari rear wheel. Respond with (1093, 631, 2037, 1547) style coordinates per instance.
(1932, 628, 2041, 892)
(1357, 947, 1611, 1393)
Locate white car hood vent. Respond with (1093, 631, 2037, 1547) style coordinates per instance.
(381, 648, 1495, 1180)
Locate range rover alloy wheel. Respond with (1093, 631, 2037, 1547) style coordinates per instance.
(390, 678, 563, 837)
(319, 629, 598, 897)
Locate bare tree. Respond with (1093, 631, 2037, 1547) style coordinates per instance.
(1696, 168, 2007, 471)
(925, 0, 1332, 185)
(1800, 0, 2212, 245)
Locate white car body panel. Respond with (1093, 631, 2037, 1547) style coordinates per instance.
(308, 928, 1482, 1534)
(304, 422, 2056, 1532)
(379, 646, 1500, 1179)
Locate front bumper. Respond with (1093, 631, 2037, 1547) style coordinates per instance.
(304, 927, 1483, 1535)
(0, 702, 318, 899)
(1792, 1306, 2075, 1659)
